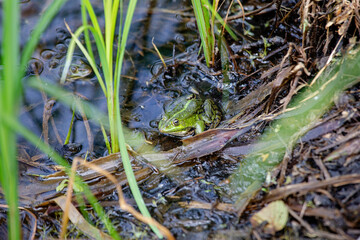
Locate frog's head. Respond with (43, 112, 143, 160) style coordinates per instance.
(158, 94, 201, 136)
(65, 57, 93, 80)
(158, 115, 194, 136)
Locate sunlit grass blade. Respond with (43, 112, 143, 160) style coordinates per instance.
(78, 0, 117, 153)
(82, 0, 104, 42)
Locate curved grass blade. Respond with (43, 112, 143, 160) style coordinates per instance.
(82, 0, 104, 43)
(28, 78, 110, 129)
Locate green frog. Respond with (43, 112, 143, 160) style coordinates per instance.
(158, 94, 222, 136)
(60, 56, 93, 81)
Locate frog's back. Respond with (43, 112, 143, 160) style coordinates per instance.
(173, 98, 203, 121)
(164, 95, 201, 117)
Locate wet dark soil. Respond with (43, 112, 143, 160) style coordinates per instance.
(0, 0, 359, 239)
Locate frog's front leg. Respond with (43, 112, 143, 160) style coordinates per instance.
(194, 120, 205, 134)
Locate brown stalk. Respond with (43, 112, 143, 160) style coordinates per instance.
(59, 156, 80, 239)
(77, 157, 175, 240)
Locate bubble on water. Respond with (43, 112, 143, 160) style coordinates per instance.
(40, 49, 56, 60)
(27, 58, 44, 75)
(56, 28, 69, 41)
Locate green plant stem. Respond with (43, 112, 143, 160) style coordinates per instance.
(0, 0, 20, 238)
(201, 0, 238, 40)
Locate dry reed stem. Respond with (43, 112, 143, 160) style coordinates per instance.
(72, 157, 175, 239)
(59, 156, 80, 239)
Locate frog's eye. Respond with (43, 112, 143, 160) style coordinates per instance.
(70, 66, 78, 73)
(173, 119, 179, 126)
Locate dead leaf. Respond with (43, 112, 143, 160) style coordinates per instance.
(250, 200, 288, 235)
(54, 196, 113, 240)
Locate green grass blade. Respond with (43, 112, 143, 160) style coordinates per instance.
(101, 124, 112, 153)
(1, 114, 70, 168)
(82, 0, 104, 45)
(201, 0, 238, 40)
(191, 0, 211, 66)
(2, 0, 19, 103)
(64, 108, 75, 145)
(28, 78, 110, 129)
(114, 1, 123, 83)
(201, 0, 213, 49)
(104, 0, 112, 65)
(0, 0, 20, 238)
(1, 0, 69, 238)
(81, 3, 95, 61)
(191, 0, 238, 67)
